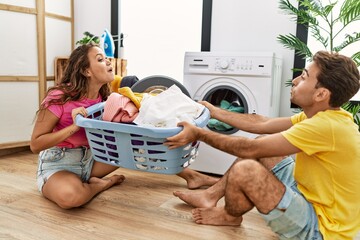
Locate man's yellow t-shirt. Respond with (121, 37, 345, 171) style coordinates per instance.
(281, 109, 360, 240)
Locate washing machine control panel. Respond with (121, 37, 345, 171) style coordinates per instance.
(215, 58, 237, 72)
(213, 56, 272, 76)
(219, 59, 229, 69)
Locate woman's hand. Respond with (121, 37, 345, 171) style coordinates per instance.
(71, 107, 87, 134)
(72, 107, 87, 123)
(164, 121, 200, 149)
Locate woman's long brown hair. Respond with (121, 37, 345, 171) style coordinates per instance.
(39, 43, 111, 111)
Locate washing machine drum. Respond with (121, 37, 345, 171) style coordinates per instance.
(202, 86, 247, 135)
(131, 75, 190, 97)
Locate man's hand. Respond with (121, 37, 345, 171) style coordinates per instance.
(199, 101, 217, 118)
(164, 121, 200, 149)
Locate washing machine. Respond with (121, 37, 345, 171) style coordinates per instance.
(183, 51, 282, 175)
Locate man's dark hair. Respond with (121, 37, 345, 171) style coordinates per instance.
(313, 51, 360, 107)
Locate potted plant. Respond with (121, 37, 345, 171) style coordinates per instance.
(76, 31, 100, 45)
(277, 0, 360, 130)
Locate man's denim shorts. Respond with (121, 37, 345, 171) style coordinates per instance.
(260, 156, 323, 240)
(36, 147, 94, 193)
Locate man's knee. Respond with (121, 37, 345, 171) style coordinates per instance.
(229, 159, 263, 182)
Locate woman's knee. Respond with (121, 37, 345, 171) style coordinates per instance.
(56, 186, 84, 209)
(44, 183, 84, 209)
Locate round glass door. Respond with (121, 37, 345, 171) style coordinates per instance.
(203, 86, 248, 134)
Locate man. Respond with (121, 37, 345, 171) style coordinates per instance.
(165, 51, 360, 240)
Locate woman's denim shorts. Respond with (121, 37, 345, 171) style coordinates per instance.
(260, 156, 323, 240)
(36, 146, 94, 193)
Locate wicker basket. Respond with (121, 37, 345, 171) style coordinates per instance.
(75, 102, 210, 174)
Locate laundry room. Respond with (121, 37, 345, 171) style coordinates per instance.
(1, 0, 360, 239)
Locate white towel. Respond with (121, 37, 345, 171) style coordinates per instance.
(133, 85, 204, 128)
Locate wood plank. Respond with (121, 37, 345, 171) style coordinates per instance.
(45, 12, 72, 22)
(36, 0, 46, 107)
(0, 76, 38, 82)
(0, 3, 37, 15)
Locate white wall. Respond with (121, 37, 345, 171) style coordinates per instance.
(120, 0, 202, 81)
(73, 0, 111, 45)
(73, 0, 297, 117)
(211, 0, 297, 117)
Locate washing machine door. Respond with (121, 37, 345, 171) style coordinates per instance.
(131, 75, 190, 97)
(193, 77, 258, 135)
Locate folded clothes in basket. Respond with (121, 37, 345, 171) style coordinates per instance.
(133, 85, 204, 128)
(117, 87, 144, 109)
(102, 92, 139, 123)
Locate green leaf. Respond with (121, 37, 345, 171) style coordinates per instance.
(323, 3, 336, 17)
(277, 34, 313, 59)
(285, 79, 293, 87)
(279, 0, 299, 17)
(342, 102, 360, 130)
(298, 9, 319, 25)
(279, 0, 318, 25)
(351, 51, 360, 67)
(301, 0, 322, 16)
(285, 68, 304, 87)
(292, 67, 305, 73)
(340, 0, 360, 25)
(93, 37, 100, 44)
(333, 32, 360, 52)
(310, 27, 329, 49)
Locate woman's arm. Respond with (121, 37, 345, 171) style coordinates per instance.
(30, 107, 86, 153)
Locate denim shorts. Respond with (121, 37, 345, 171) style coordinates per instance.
(260, 157, 323, 240)
(36, 146, 94, 193)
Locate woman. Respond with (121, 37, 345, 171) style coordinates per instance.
(31, 43, 217, 209)
(31, 43, 125, 209)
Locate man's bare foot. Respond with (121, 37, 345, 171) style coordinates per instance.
(192, 207, 242, 226)
(187, 172, 219, 190)
(177, 168, 219, 189)
(173, 190, 217, 208)
(89, 174, 125, 191)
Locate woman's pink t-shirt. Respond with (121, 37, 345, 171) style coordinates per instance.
(44, 90, 102, 148)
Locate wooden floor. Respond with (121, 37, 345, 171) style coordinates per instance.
(0, 150, 280, 240)
(2, 150, 359, 240)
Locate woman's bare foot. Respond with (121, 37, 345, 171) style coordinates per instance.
(192, 207, 243, 226)
(177, 168, 219, 189)
(89, 174, 125, 191)
(173, 190, 218, 208)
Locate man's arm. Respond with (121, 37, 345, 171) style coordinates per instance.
(201, 101, 293, 134)
(165, 122, 300, 158)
